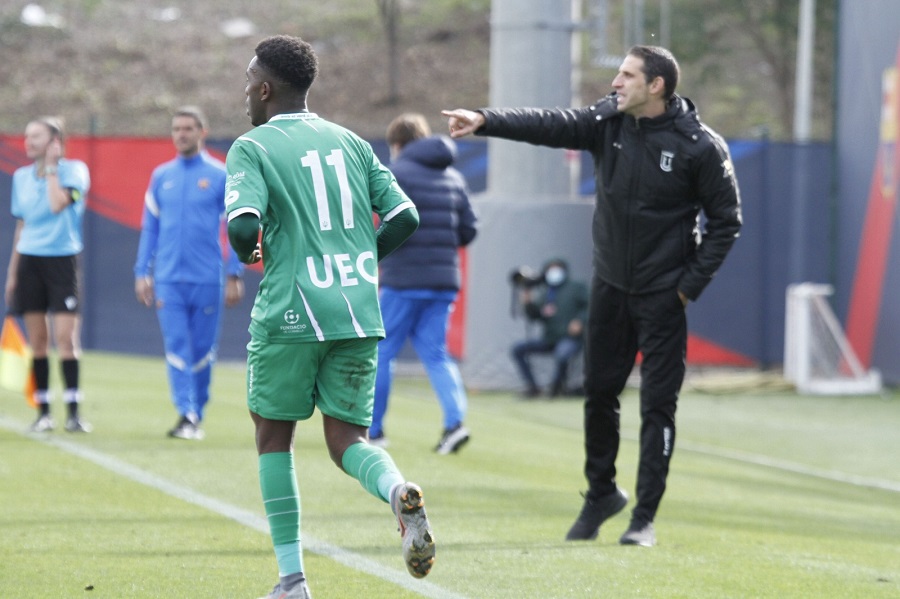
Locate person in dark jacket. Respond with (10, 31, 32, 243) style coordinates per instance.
(511, 259, 588, 398)
(444, 45, 742, 547)
(370, 113, 478, 455)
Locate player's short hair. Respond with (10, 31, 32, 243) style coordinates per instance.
(33, 115, 66, 144)
(628, 45, 680, 100)
(255, 35, 319, 93)
(386, 113, 431, 148)
(174, 105, 208, 130)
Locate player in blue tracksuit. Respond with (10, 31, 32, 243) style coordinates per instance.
(134, 106, 244, 440)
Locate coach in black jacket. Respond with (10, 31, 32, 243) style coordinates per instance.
(444, 45, 742, 547)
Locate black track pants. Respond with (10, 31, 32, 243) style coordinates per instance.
(582, 277, 687, 524)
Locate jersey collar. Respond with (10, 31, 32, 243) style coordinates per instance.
(269, 112, 319, 122)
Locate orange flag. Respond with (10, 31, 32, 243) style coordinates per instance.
(0, 316, 36, 407)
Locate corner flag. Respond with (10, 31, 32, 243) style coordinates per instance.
(0, 316, 36, 407)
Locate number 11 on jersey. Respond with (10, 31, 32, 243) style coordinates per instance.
(300, 149, 355, 231)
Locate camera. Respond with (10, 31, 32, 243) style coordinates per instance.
(509, 266, 544, 288)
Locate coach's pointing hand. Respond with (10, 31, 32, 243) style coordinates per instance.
(442, 109, 485, 138)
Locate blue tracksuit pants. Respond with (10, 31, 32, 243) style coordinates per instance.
(371, 287, 467, 437)
(155, 282, 222, 421)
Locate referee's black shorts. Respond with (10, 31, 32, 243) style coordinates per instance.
(12, 254, 81, 314)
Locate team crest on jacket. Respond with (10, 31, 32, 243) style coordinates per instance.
(659, 151, 674, 172)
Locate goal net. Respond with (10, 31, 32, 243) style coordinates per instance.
(783, 283, 882, 395)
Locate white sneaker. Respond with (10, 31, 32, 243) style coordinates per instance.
(30, 414, 55, 433)
(65, 416, 93, 433)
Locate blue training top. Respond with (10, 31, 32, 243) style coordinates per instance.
(134, 151, 243, 284)
(11, 158, 90, 256)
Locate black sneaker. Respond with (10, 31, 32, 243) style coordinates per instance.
(548, 380, 565, 398)
(565, 487, 628, 541)
(519, 386, 542, 399)
(167, 415, 203, 440)
(434, 424, 470, 455)
(620, 520, 655, 546)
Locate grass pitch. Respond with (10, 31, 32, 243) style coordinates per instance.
(1, 351, 898, 598)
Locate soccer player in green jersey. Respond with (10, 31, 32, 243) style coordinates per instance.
(225, 35, 434, 599)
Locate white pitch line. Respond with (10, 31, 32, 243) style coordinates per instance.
(677, 439, 900, 493)
(0, 416, 465, 599)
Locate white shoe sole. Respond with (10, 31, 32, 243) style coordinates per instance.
(393, 483, 436, 578)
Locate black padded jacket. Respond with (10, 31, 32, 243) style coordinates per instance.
(379, 135, 477, 291)
(477, 93, 742, 300)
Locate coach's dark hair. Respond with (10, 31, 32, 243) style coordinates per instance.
(255, 35, 319, 94)
(628, 45, 680, 100)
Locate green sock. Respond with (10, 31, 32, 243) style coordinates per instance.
(341, 442, 404, 503)
(259, 452, 303, 575)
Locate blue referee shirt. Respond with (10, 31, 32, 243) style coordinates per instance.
(11, 158, 90, 256)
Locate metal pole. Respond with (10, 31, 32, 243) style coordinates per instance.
(624, 0, 632, 47)
(660, 0, 671, 49)
(487, 0, 575, 197)
(794, 0, 816, 142)
(570, 0, 583, 195)
(633, 0, 645, 45)
(788, 0, 816, 285)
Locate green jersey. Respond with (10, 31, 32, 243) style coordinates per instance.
(225, 112, 415, 343)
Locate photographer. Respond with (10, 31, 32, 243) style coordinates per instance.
(510, 259, 588, 397)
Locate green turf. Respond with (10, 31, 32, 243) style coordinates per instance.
(1, 351, 898, 598)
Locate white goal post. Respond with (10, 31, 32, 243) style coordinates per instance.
(783, 283, 882, 395)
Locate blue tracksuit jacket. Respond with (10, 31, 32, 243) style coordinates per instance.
(134, 151, 242, 420)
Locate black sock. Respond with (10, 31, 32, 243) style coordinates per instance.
(61, 358, 79, 390)
(33, 357, 50, 392)
(33, 358, 50, 415)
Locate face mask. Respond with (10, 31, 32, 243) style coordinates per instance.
(544, 267, 566, 287)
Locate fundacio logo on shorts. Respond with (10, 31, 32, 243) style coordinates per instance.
(281, 309, 307, 333)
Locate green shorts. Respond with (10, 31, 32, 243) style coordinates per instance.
(246, 337, 377, 425)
